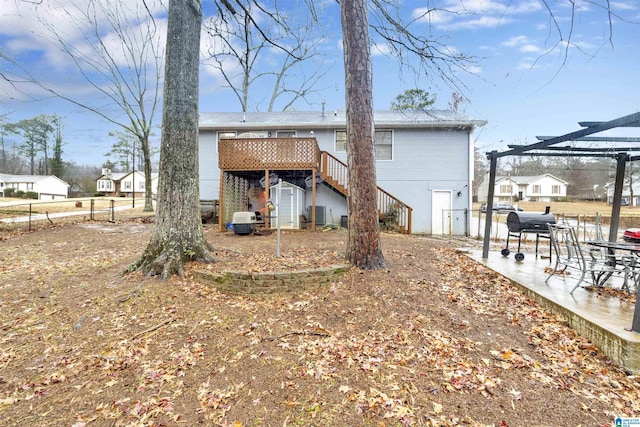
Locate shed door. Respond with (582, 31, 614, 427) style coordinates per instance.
(432, 190, 452, 235)
(271, 187, 296, 229)
(281, 188, 295, 228)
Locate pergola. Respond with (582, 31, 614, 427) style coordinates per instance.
(480, 111, 640, 332)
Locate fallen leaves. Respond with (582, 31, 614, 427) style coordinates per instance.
(2, 225, 640, 426)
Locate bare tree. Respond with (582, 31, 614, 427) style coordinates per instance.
(342, 0, 385, 269)
(11, 0, 164, 212)
(202, 1, 332, 112)
(134, 0, 214, 279)
(129, 0, 630, 278)
(368, 0, 477, 92)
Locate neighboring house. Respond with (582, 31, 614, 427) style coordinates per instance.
(198, 110, 486, 235)
(477, 174, 568, 203)
(605, 180, 640, 206)
(0, 173, 69, 200)
(96, 169, 158, 198)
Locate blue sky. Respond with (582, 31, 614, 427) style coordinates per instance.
(1, 0, 639, 168)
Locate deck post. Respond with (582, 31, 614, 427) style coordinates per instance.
(218, 170, 224, 231)
(264, 169, 270, 230)
(311, 168, 317, 231)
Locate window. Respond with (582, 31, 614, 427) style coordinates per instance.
(375, 130, 392, 160)
(552, 185, 560, 194)
(335, 129, 393, 160)
(26, 183, 33, 191)
(277, 130, 296, 137)
(499, 184, 512, 194)
(139, 181, 145, 190)
(218, 131, 236, 140)
(335, 130, 347, 152)
(532, 185, 541, 194)
(124, 181, 132, 190)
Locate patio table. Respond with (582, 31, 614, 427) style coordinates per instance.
(585, 240, 640, 291)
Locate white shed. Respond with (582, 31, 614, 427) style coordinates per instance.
(269, 181, 305, 229)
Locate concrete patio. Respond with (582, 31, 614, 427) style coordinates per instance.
(466, 247, 640, 373)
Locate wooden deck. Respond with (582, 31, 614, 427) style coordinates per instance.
(218, 137, 412, 233)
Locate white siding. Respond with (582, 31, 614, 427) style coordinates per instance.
(199, 131, 220, 200)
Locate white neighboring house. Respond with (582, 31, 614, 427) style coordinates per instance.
(0, 173, 69, 199)
(604, 180, 640, 206)
(96, 170, 158, 198)
(477, 174, 568, 203)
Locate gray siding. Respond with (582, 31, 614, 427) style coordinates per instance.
(375, 129, 471, 234)
(198, 112, 481, 235)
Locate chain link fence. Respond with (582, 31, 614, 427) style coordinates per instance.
(0, 198, 144, 234)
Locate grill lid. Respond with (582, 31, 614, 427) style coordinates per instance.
(506, 211, 556, 233)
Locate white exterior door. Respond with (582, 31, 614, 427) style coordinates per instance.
(281, 188, 294, 228)
(432, 190, 452, 235)
(270, 187, 296, 229)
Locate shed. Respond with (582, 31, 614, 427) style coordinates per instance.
(269, 181, 305, 229)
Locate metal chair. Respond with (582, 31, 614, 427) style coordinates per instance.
(546, 223, 621, 294)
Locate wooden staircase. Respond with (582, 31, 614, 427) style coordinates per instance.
(319, 151, 412, 234)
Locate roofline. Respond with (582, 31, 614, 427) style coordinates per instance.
(200, 121, 486, 131)
(198, 111, 486, 131)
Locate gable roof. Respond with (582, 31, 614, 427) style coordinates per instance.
(199, 110, 486, 131)
(494, 174, 568, 185)
(0, 173, 69, 187)
(96, 172, 127, 182)
(96, 172, 158, 182)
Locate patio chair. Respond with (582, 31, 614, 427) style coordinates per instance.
(546, 223, 621, 294)
(594, 212, 605, 242)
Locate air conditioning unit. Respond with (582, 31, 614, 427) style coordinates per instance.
(308, 205, 325, 225)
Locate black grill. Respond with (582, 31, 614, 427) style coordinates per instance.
(502, 206, 555, 261)
(506, 211, 556, 233)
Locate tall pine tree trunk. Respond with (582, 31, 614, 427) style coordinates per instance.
(341, 0, 385, 269)
(134, 0, 215, 279)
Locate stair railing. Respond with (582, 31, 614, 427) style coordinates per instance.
(320, 151, 412, 234)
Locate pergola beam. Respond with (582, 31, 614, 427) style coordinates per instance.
(481, 111, 640, 333)
(497, 111, 640, 158)
(536, 136, 640, 143)
(579, 121, 640, 128)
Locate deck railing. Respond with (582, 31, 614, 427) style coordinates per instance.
(219, 138, 320, 170)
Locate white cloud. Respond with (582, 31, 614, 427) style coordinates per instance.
(464, 64, 483, 75)
(502, 35, 531, 47)
(520, 44, 541, 53)
(610, 1, 637, 11)
(413, 0, 543, 31)
(372, 43, 391, 56)
(422, 1, 558, 35)
(515, 60, 535, 70)
(1, 0, 168, 75)
(446, 15, 515, 30)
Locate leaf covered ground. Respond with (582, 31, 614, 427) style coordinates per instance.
(1, 221, 639, 427)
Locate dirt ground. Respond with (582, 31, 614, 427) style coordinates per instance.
(1, 219, 639, 427)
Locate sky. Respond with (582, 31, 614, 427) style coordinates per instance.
(1, 0, 639, 169)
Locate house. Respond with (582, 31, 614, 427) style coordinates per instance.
(96, 169, 158, 198)
(477, 174, 568, 203)
(0, 173, 69, 199)
(605, 180, 640, 206)
(198, 110, 485, 235)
